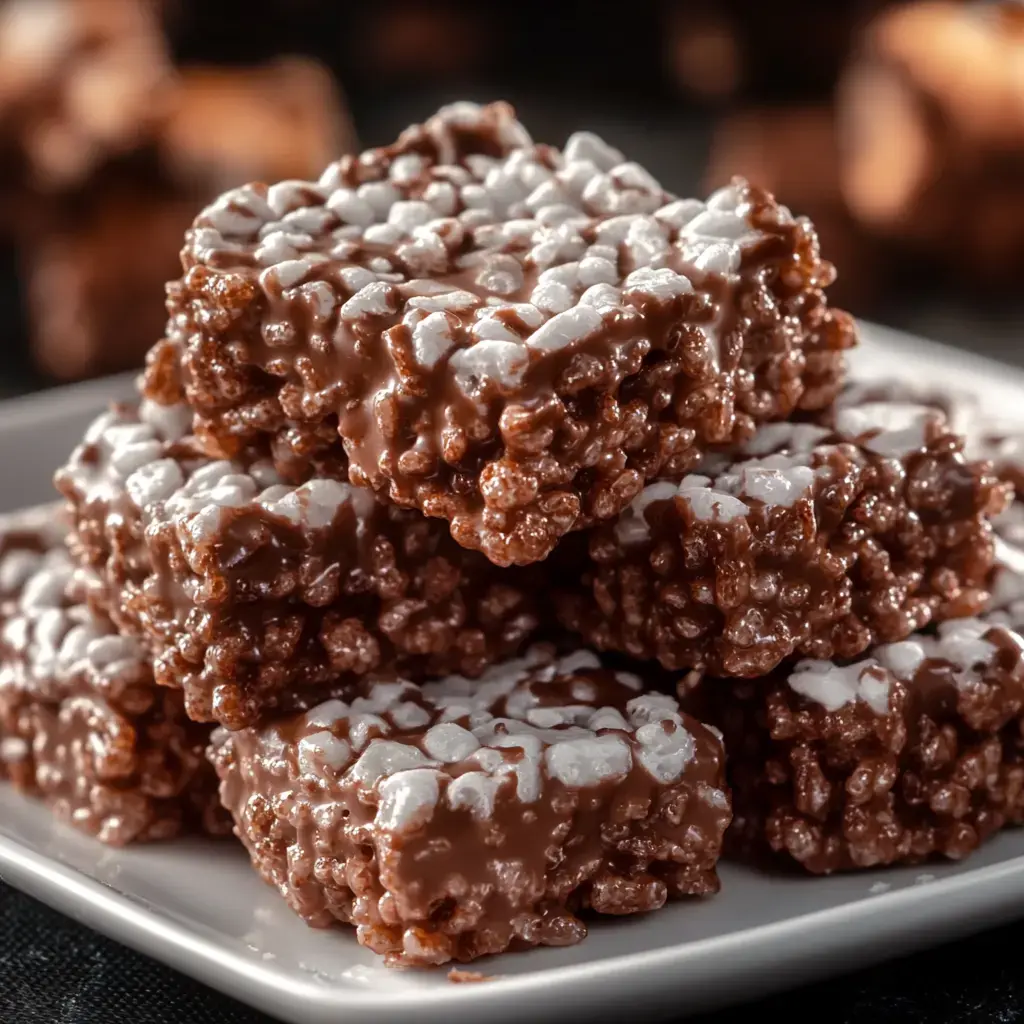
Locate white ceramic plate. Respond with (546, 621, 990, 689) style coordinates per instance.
(2, 322, 1024, 1024)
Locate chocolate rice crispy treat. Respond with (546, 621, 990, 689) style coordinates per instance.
(693, 617, 1024, 874)
(556, 396, 1008, 677)
(153, 99, 856, 566)
(55, 399, 539, 731)
(0, 505, 226, 844)
(209, 646, 731, 967)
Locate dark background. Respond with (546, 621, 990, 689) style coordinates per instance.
(2, 1, 1024, 1021)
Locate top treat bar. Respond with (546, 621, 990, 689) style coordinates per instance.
(153, 100, 856, 566)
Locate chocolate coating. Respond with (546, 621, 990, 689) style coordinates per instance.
(152, 99, 855, 566)
(691, 617, 1024, 873)
(556, 396, 1007, 677)
(209, 647, 730, 966)
(55, 400, 540, 731)
(0, 505, 226, 844)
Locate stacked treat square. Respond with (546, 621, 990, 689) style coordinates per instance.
(3, 101, 1024, 968)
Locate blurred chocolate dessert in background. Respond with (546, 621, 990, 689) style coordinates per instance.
(158, 59, 353, 193)
(837, 0, 1024, 292)
(663, 0, 885, 105)
(0, 0, 172, 195)
(0, 0, 355, 382)
(20, 179, 193, 381)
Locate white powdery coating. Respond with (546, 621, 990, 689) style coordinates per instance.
(713, 451, 817, 507)
(258, 478, 368, 530)
(554, 650, 602, 675)
(470, 316, 522, 345)
(627, 693, 684, 728)
(744, 422, 831, 457)
(259, 258, 315, 292)
(677, 477, 750, 523)
(349, 713, 391, 753)
(375, 769, 441, 834)
(655, 198, 705, 229)
(923, 619, 1000, 683)
(138, 400, 192, 442)
(304, 699, 350, 729)
(411, 311, 455, 369)
(792, 616, 1019, 715)
(126, 460, 186, 508)
(258, 647, 718, 826)
(66, 401, 196, 508)
(493, 751, 543, 804)
(738, 466, 815, 505)
(587, 707, 631, 732)
(614, 480, 680, 545)
(4, 556, 155, 698)
(389, 701, 432, 730)
(340, 282, 397, 321)
(356, 681, 421, 713)
(526, 707, 578, 728)
(711, 446, 817, 500)
(346, 740, 435, 787)
(0, 549, 44, 598)
(525, 306, 603, 353)
(19, 551, 73, 611)
(634, 722, 696, 784)
(563, 131, 624, 171)
(544, 735, 632, 787)
(446, 771, 501, 820)
(680, 207, 760, 244)
(103, 421, 376, 545)
(450, 339, 529, 393)
(682, 239, 741, 275)
(0, 737, 27, 762)
(623, 267, 692, 302)
(297, 730, 352, 776)
(569, 679, 598, 704)
(577, 283, 622, 310)
(788, 659, 892, 715)
(406, 289, 479, 313)
(875, 640, 927, 681)
(615, 670, 644, 691)
(835, 402, 935, 457)
(421, 722, 480, 762)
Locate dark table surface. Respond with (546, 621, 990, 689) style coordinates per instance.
(3, 879, 1024, 1024)
(2, 89, 1024, 1024)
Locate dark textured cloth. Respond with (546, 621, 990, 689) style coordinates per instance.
(0, 881, 1022, 1024)
(0, 885, 274, 1024)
